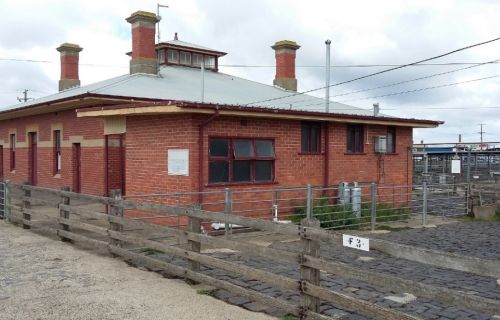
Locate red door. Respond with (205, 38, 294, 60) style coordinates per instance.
(73, 143, 81, 193)
(28, 133, 37, 186)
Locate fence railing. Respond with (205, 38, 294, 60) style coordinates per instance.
(4, 182, 500, 319)
(122, 182, 468, 235)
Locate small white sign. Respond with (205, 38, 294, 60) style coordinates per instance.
(168, 149, 189, 176)
(343, 234, 370, 251)
(451, 159, 461, 174)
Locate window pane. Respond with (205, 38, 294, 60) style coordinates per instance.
(255, 161, 273, 181)
(193, 53, 202, 66)
(387, 127, 395, 153)
(234, 140, 254, 157)
(311, 125, 320, 152)
(180, 51, 191, 65)
(255, 140, 274, 157)
(159, 49, 165, 63)
(204, 55, 215, 68)
(209, 139, 228, 157)
(233, 160, 251, 182)
(346, 126, 353, 152)
(167, 49, 178, 63)
(209, 161, 229, 183)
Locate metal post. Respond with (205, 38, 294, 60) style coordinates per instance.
(466, 147, 471, 185)
(325, 40, 331, 113)
(224, 188, 232, 238)
(4, 181, 9, 222)
(370, 183, 377, 231)
(201, 59, 205, 102)
(422, 181, 428, 226)
(306, 184, 313, 219)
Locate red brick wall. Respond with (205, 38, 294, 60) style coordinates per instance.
(125, 114, 198, 196)
(0, 109, 106, 195)
(275, 51, 296, 79)
(123, 114, 414, 223)
(124, 114, 413, 194)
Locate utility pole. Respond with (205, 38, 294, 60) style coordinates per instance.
(17, 89, 33, 103)
(478, 123, 486, 150)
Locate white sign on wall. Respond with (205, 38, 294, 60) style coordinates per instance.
(168, 149, 189, 176)
(451, 159, 461, 174)
(342, 234, 370, 251)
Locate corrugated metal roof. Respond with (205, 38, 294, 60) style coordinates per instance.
(0, 65, 380, 117)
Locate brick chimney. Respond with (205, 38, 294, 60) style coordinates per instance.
(126, 11, 159, 74)
(272, 40, 300, 91)
(56, 43, 82, 91)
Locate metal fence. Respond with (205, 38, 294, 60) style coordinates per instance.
(0, 181, 6, 220)
(122, 182, 469, 235)
(413, 151, 500, 185)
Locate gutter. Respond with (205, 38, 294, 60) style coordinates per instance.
(198, 110, 220, 205)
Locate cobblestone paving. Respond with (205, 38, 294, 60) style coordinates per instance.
(375, 221, 500, 260)
(154, 222, 499, 319)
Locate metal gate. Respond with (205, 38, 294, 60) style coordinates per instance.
(0, 181, 5, 219)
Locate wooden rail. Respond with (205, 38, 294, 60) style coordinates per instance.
(6, 183, 500, 319)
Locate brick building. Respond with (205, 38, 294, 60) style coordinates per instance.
(0, 10, 441, 207)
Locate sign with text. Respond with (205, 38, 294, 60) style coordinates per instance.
(342, 234, 370, 251)
(451, 159, 461, 174)
(168, 149, 189, 176)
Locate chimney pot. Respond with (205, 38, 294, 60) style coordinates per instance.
(126, 11, 160, 74)
(272, 40, 300, 91)
(56, 43, 82, 91)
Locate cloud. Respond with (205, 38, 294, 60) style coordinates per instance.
(0, 0, 499, 145)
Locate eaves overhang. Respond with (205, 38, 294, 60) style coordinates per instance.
(76, 101, 444, 128)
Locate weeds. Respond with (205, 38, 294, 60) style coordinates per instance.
(291, 199, 409, 229)
(196, 288, 217, 297)
(140, 248, 164, 256)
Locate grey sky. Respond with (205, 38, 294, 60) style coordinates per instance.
(1, 0, 499, 145)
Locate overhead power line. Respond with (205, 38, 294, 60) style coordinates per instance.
(338, 74, 500, 103)
(294, 73, 500, 109)
(220, 62, 500, 68)
(273, 59, 500, 107)
(2, 57, 500, 69)
(244, 36, 500, 106)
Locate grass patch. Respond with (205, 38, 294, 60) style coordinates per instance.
(196, 288, 217, 297)
(140, 247, 164, 256)
(280, 315, 299, 320)
(291, 199, 409, 229)
(376, 224, 412, 232)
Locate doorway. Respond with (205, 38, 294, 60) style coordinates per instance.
(73, 143, 81, 193)
(28, 132, 37, 186)
(105, 134, 125, 196)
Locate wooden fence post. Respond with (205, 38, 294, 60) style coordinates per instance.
(109, 189, 124, 248)
(59, 186, 71, 242)
(299, 218, 321, 318)
(22, 182, 31, 229)
(187, 211, 202, 273)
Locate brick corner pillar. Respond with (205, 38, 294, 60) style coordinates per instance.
(126, 10, 159, 75)
(271, 40, 301, 91)
(56, 43, 83, 92)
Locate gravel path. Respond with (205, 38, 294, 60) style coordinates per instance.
(0, 222, 274, 320)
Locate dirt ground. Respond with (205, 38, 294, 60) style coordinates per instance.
(0, 222, 275, 320)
